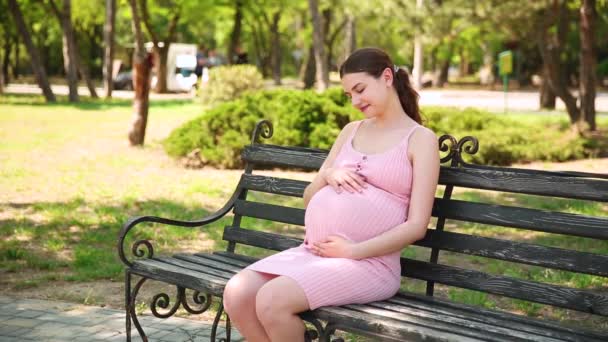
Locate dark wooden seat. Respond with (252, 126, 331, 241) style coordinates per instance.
(118, 120, 608, 341)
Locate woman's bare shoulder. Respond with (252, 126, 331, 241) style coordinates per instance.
(410, 126, 439, 156)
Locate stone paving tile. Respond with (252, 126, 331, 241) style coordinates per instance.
(14, 310, 46, 319)
(0, 296, 245, 342)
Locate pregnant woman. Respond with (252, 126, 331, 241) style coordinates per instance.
(223, 47, 440, 342)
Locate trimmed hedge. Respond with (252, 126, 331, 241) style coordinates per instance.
(165, 88, 599, 169)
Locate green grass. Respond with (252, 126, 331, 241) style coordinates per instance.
(1, 93, 606, 333)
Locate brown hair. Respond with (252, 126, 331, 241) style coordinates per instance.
(339, 47, 422, 124)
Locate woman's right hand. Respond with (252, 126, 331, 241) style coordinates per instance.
(323, 167, 367, 194)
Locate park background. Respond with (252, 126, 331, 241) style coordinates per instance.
(1, 0, 607, 340)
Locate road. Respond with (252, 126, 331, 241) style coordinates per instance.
(4, 83, 608, 114)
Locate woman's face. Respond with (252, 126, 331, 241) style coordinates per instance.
(341, 69, 393, 118)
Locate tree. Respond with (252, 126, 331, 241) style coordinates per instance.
(8, 0, 56, 102)
(128, 0, 152, 146)
(227, 0, 243, 64)
(309, 0, 328, 91)
(412, 0, 424, 89)
(140, 0, 180, 94)
(579, 0, 597, 131)
(47, 0, 80, 102)
(103, 0, 116, 98)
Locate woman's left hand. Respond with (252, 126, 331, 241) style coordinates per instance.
(312, 235, 358, 259)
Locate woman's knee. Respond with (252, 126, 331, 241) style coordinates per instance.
(223, 271, 264, 316)
(255, 277, 309, 325)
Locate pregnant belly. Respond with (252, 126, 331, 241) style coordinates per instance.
(304, 185, 407, 244)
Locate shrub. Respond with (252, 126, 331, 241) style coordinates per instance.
(165, 88, 360, 168)
(166, 91, 598, 169)
(423, 107, 589, 165)
(199, 64, 264, 106)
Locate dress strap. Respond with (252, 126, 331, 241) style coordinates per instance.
(347, 120, 365, 144)
(403, 123, 420, 146)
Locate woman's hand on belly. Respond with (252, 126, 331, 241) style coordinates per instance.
(311, 235, 357, 259)
(324, 167, 367, 194)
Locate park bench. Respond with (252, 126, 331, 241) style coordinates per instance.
(118, 119, 608, 341)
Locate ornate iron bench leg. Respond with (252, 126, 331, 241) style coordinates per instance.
(126, 272, 149, 341)
(125, 270, 132, 342)
(211, 299, 232, 342)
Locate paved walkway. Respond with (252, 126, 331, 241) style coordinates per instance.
(5, 83, 608, 113)
(0, 296, 243, 342)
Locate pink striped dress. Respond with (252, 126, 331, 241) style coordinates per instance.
(246, 119, 423, 310)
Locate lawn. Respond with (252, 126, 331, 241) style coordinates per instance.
(0, 93, 606, 332)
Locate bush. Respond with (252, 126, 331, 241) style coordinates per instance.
(165, 88, 360, 168)
(199, 64, 264, 106)
(165, 90, 598, 169)
(423, 107, 590, 165)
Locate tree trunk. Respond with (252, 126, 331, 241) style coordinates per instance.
(537, 1, 580, 127)
(342, 14, 356, 62)
(103, 0, 116, 98)
(154, 45, 170, 93)
(579, 0, 596, 131)
(302, 44, 317, 89)
(540, 63, 556, 109)
(309, 0, 328, 91)
(59, 0, 79, 102)
(7, 0, 55, 102)
(13, 33, 19, 79)
(412, 0, 424, 89)
(2, 33, 11, 83)
(270, 11, 281, 85)
(227, 0, 243, 64)
(479, 43, 495, 86)
(128, 0, 151, 146)
(77, 57, 98, 98)
(140, 0, 179, 94)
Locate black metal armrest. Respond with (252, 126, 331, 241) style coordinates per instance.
(117, 180, 243, 267)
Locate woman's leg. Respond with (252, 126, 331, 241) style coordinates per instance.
(223, 270, 276, 342)
(255, 276, 310, 342)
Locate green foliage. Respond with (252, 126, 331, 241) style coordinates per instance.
(166, 95, 601, 168)
(199, 64, 265, 106)
(423, 107, 592, 165)
(166, 87, 360, 168)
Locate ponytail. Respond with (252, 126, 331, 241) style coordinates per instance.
(393, 68, 422, 124)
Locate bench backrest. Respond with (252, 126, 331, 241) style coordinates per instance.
(223, 121, 608, 318)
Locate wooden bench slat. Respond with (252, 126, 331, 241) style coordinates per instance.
(434, 198, 608, 239)
(214, 251, 260, 264)
(131, 258, 227, 295)
(225, 225, 608, 277)
(242, 174, 307, 197)
(243, 145, 608, 201)
(393, 292, 608, 341)
(401, 258, 608, 315)
(418, 229, 608, 276)
(198, 253, 252, 268)
(223, 226, 302, 251)
(242, 144, 325, 170)
(157, 256, 236, 280)
(171, 254, 242, 274)
(314, 305, 484, 342)
(440, 166, 608, 202)
(349, 302, 558, 342)
(233, 200, 305, 226)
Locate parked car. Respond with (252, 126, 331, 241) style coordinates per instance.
(113, 70, 133, 90)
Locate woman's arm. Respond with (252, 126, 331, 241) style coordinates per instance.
(303, 122, 357, 207)
(313, 128, 440, 259)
